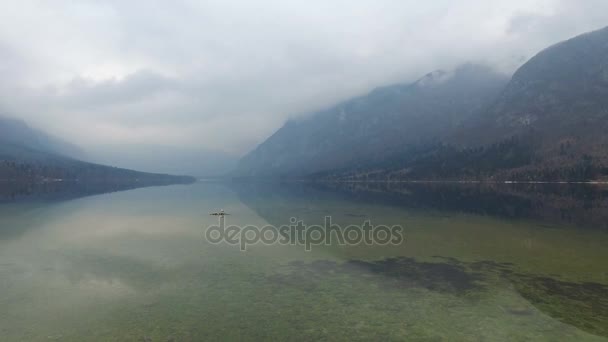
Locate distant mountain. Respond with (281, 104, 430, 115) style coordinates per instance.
(236, 64, 508, 177)
(0, 116, 84, 159)
(86, 145, 238, 178)
(0, 117, 195, 186)
(237, 25, 608, 182)
(0, 143, 195, 184)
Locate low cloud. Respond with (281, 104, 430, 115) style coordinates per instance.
(0, 0, 607, 172)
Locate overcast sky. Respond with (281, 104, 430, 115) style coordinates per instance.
(1, 0, 607, 164)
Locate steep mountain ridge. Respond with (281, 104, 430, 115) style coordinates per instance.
(442, 25, 608, 180)
(237, 64, 508, 177)
(237, 25, 608, 182)
(457, 26, 608, 148)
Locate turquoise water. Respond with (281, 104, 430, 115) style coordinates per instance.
(0, 182, 607, 341)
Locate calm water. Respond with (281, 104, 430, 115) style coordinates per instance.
(1, 181, 608, 341)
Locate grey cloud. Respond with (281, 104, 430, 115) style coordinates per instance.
(1, 0, 608, 175)
(60, 70, 178, 109)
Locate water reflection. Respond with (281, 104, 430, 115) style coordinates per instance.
(231, 181, 608, 338)
(1, 181, 608, 340)
(0, 179, 194, 204)
(232, 181, 608, 230)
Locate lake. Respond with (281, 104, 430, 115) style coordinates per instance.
(1, 181, 608, 341)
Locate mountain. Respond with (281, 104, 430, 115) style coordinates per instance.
(86, 145, 238, 178)
(237, 26, 608, 182)
(0, 144, 195, 185)
(236, 64, 509, 177)
(445, 25, 608, 180)
(461, 26, 608, 146)
(358, 25, 608, 181)
(0, 116, 195, 186)
(0, 115, 84, 159)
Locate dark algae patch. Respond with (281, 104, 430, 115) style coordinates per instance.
(273, 256, 608, 338)
(342, 258, 485, 294)
(270, 257, 484, 295)
(466, 258, 608, 336)
(508, 274, 608, 337)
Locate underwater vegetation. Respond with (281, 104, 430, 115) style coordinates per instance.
(270, 256, 608, 337)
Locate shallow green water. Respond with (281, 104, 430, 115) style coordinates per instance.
(1, 182, 608, 341)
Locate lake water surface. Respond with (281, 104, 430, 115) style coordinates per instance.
(1, 181, 608, 341)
